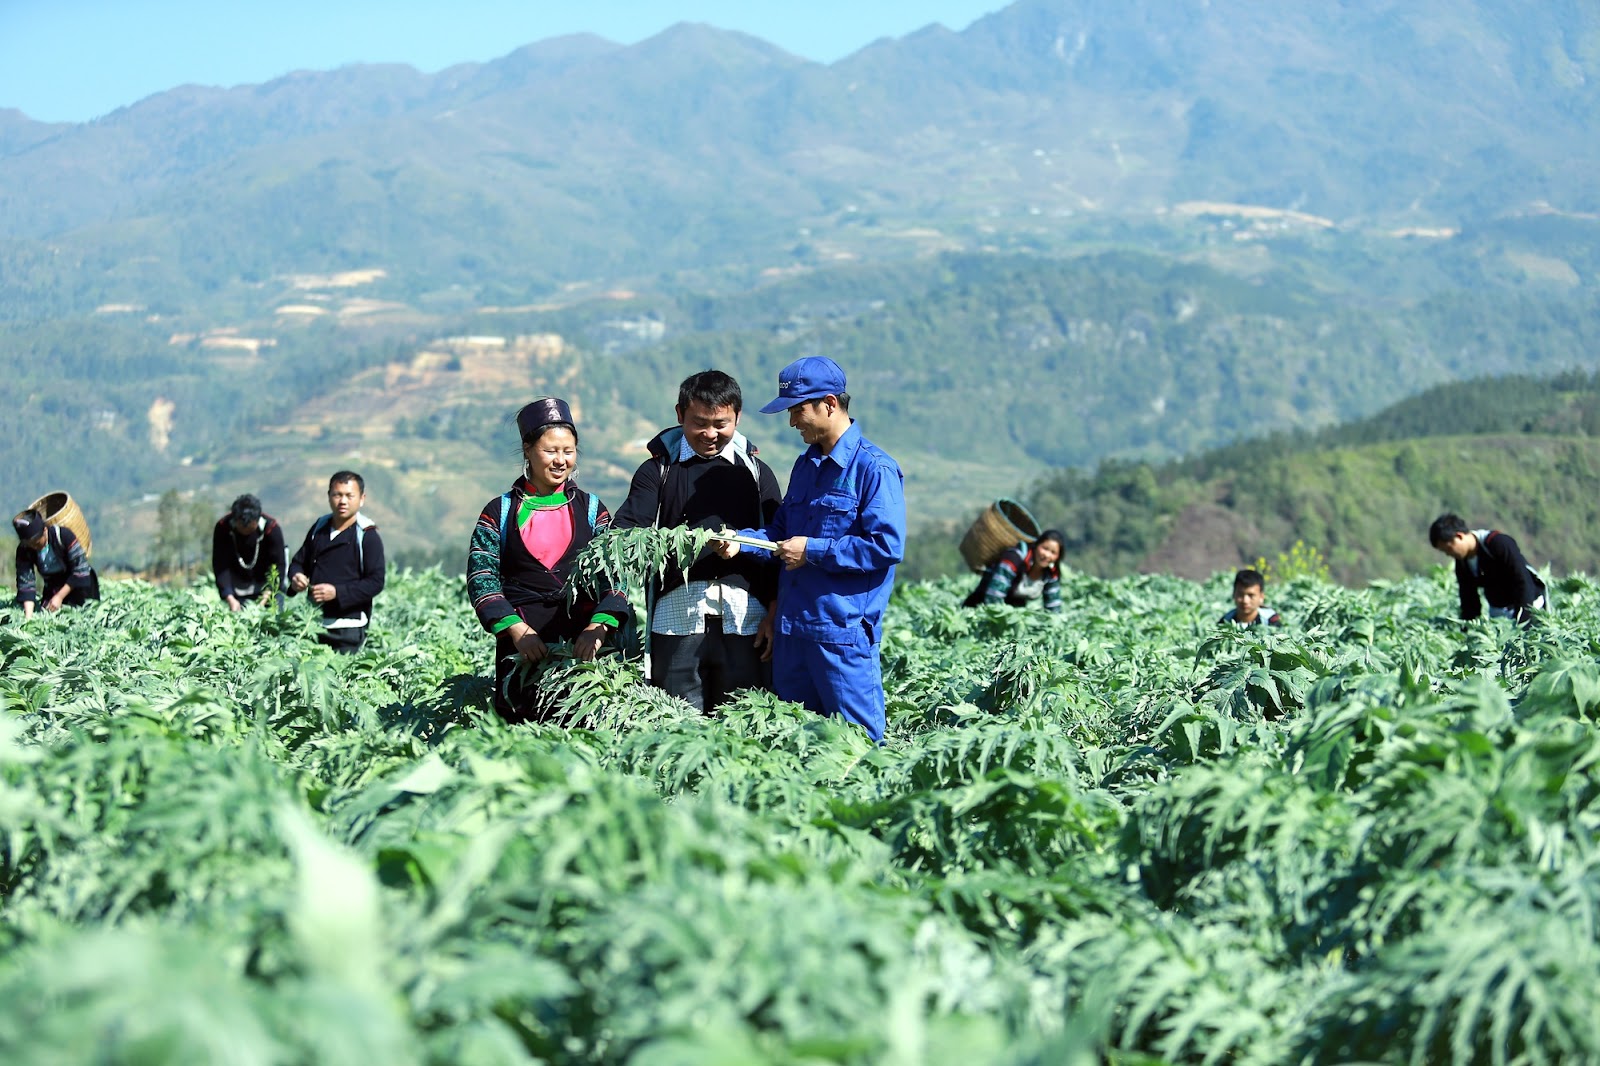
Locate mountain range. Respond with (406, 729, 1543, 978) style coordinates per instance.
(2, 0, 1597, 314)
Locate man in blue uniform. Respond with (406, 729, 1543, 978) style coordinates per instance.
(714, 356, 906, 742)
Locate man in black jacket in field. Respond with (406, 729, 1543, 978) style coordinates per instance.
(1429, 513, 1547, 623)
(613, 370, 783, 713)
(288, 471, 385, 651)
(212, 493, 286, 610)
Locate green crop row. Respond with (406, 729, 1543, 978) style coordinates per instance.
(3, 565, 1600, 1064)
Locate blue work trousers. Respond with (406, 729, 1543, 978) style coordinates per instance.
(772, 635, 885, 742)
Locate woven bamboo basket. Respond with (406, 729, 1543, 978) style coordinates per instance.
(19, 491, 93, 558)
(958, 498, 1040, 572)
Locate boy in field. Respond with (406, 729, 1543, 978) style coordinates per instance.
(1220, 569, 1282, 627)
(1428, 513, 1546, 623)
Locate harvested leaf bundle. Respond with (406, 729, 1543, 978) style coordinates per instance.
(560, 526, 772, 603)
(562, 525, 713, 602)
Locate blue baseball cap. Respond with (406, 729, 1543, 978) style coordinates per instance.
(758, 356, 847, 414)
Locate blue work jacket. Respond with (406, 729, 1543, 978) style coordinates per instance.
(741, 421, 906, 646)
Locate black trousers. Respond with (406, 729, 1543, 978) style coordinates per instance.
(493, 604, 593, 724)
(651, 617, 768, 715)
(316, 625, 368, 654)
(40, 570, 101, 607)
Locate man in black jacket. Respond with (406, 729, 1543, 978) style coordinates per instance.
(212, 493, 286, 610)
(1429, 513, 1547, 622)
(613, 370, 783, 713)
(288, 471, 385, 651)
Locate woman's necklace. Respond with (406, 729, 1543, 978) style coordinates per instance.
(233, 526, 261, 570)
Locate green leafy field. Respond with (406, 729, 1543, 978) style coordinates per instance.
(5, 567, 1600, 1063)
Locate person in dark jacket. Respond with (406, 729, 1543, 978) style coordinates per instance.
(1429, 513, 1547, 622)
(1219, 568, 1283, 627)
(466, 397, 630, 723)
(13, 510, 100, 619)
(287, 471, 385, 651)
(963, 530, 1065, 612)
(613, 370, 783, 714)
(212, 493, 286, 610)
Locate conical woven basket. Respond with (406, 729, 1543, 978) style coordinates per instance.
(958, 498, 1040, 572)
(18, 491, 93, 558)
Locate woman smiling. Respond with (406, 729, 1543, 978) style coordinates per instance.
(466, 397, 630, 723)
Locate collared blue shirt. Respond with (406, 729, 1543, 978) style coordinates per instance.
(742, 420, 906, 645)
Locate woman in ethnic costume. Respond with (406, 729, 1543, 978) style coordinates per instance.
(466, 397, 629, 722)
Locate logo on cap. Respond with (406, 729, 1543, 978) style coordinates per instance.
(758, 357, 848, 414)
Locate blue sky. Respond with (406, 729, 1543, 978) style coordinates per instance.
(0, 0, 1009, 123)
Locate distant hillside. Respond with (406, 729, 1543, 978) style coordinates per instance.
(9, 0, 1600, 583)
(22, 251, 1600, 573)
(1, 0, 1597, 317)
(938, 371, 1600, 584)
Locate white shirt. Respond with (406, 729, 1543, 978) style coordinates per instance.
(1012, 574, 1046, 602)
(652, 580, 763, 636)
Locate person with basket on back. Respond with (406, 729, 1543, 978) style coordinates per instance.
(12, 508, 100, 618)
(962, 529, 1066, 613)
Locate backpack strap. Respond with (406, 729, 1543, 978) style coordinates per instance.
(588, 492, 600, 530)
(654, 457, 670, 528)
(653, 428, 685, 528)
(498, 492, 513, 544)
(45, 524, 69, 562)
(304, 514, 328, 575)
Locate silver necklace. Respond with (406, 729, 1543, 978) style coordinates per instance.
(233, 526, 261, 571)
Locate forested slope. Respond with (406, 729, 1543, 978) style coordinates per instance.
(9, 251, 1599, 572)
(959, 371, 1600, 583)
